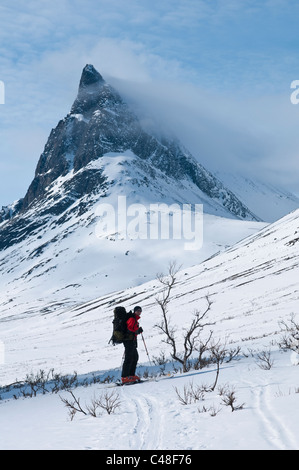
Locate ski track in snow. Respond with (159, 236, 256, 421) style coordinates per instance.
(244, 377, 298, 450)
(253, 386, 295, 450)
(122, 386, 163, 450)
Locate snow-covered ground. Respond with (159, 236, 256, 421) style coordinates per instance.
(0, 351, 298, 450)
(0, 208, 298, 450)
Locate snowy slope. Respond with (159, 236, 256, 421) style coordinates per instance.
(0, 208, 298, 450)
(0, 151, 265, 319)
(216, 171, 299, 222)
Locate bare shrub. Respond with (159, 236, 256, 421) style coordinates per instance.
(193, 332, 214, 370)
(174, 381, 205, 405)
(255, 350, 274, 370)
(155, 261, 214, 373)
(174, 384, 193, 406)
(60, 390, 87, 420)
(226, 346, 241, 362)
(60, 389, 121, 420)
(220, 386, 245, 412)
(198, 404, 221, 417)
(152, 351, 169, 375)
(278, 314, 299, 353)
(208, 340, 228, 391)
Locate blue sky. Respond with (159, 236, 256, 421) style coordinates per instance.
(1, 0, 299, 205)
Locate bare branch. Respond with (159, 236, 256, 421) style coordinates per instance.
(278, 314, 299, 353)
(60, 390, 121, 420)
(255, 350, 274, 370)
(60, 390, 87, 420)
(220, 386, 245, 412)
(155, 261, 214, 373)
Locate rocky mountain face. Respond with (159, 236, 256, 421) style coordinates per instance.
(0, 65, 259, 249)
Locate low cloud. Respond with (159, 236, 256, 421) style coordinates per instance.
(110, 75, 299, 194)
(1, 43, 299, 204)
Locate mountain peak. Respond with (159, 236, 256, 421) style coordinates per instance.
(79, 64, 105, 89)
(71, 64, 107, 115)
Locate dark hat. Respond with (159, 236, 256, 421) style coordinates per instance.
(134, 306, 142, 312)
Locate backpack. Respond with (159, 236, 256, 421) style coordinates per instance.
(109, 306, 134, 345)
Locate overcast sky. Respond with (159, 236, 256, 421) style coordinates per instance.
(1, 0, 299, 205)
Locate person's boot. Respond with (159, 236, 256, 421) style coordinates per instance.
(121, 376, 136, 385)
(121, 376, 131, 385)
(132, 375, 141, 382)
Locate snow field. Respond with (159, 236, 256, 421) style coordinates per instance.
(0, 350, 297, 450)
(0, 207, 298, 450)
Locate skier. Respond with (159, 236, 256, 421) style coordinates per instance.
(121, 306, 143, 384)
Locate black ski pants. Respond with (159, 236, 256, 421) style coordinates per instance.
(122, 340, 139, 377)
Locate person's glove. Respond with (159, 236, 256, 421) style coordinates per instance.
(136, 327, 143, 334)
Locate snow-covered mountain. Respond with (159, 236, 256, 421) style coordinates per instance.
(0, 64, 270, 314)
(0, 64, 298, 319)
(0, 64, 258, 228)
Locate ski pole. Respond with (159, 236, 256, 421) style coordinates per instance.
(120, 350, 125, 377)
(141, 333, 153, 367)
